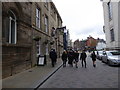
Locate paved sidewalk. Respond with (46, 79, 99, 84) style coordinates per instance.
(2, 58, 62, 88)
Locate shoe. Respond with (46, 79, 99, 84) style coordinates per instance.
(71, 64, 73, 67)
(93, 64, 96, 67)
(63, 65, 66, 67)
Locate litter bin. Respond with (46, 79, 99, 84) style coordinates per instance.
(37, 55, 46, 66)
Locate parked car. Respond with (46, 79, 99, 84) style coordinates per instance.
(95, 51, 104, 60)
(102, 50, 120, 66)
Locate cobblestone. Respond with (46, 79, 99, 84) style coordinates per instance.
(40, 57, 119, 88)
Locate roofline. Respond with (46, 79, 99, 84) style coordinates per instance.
(50, 1, 63, 23)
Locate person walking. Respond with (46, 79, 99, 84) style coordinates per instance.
(80, 50, 87, 68)
(74, 50, 79, 68)
(68, 49, 74, 67)
(61, 50, 68, 67)
(91, 51, 97, 67)
(49, 49, 57, 67)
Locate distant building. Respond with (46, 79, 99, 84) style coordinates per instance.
(73, 39, 80, 50)
(67, 30, 71, 49)
(63, 29, 70, 50)
(102, 0, 120, 50)
(86, 36, 98, 50)
(96, 38, 106, 50)
(69, 39, 73, 49)
(79, 39, 87, 51)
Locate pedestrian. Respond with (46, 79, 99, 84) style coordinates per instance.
(61, 50, 68, 67)
(80, 50, 87, 68)
(68, 49, 74, 67)
(91, 51, 97, 67)
(49, 49, 57, 67)
(74, 50, 79, 68)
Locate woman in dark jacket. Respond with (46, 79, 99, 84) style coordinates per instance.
(62, 50, 68, 67)
(91, 51, 96, 67)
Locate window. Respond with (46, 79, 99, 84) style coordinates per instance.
(108, 2, 113, 20)
(50, 4, 56, 20)
(45, 15, 48, 33)
(36, 41, 41, 56)
(111, 51, 120, 55)
(36, 8, 41, 28)
(110, 29, 115, 42)
(44, 0, 48, 8)
(7, 10, 17, 44)
(46, 44, 48, 55)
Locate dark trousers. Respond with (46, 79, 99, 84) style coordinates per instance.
(51, 59, 56, 67)
(63, 60, 67, 67)
(81, 59, 86, 67)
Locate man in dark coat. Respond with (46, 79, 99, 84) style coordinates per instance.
(74, 50, 79, 68)
(80, 50, 87, 68)
(49, 49, 57, 67)
(62, 50, 68, 67)
(68, 50, 74, 67)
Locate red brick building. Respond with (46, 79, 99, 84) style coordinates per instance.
(86, 36, 98, 50)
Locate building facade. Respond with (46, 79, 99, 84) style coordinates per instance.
(96, 38, 106, 50)
(2, 1, 63, 78)
(73, 39, 80, 50)
(102, 0, 120, 50)
(79, 40, 87, 51)
(86, 36, 98, 50)
(74, 36, 98, 51)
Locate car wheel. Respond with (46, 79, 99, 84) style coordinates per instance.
(107, 60, 111, 66)
(101, 57, 105, 63)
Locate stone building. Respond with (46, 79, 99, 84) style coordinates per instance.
(79, 40, 87, 51)
(96, 38, 106, 50)
(73, 39, 80, 50)
(31, 2, 63, 65)
(2, 2, 33, 79)
(101, 0, 120, 50)
(2, 1, 63, 78)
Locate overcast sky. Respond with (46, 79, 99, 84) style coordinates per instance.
(52, 0, 105, 42)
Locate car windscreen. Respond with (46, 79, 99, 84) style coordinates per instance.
(110, 51, 120, 55)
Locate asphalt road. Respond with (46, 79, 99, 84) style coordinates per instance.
(39, 56, 119, 88)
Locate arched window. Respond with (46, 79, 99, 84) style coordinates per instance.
(7, 10, 17, 44)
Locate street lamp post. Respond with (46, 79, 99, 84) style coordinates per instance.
(50, 26, 66, 57)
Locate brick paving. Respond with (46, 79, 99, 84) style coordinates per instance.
(2, 59, 62, 88)
(40, 57, 119, 88)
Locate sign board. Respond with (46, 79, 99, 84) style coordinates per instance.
(37, 56, 45, 66)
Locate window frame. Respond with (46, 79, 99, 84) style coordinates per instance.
(44, 0, 48, 9)
(46, 44, 49, 55)
(36, 8, 41, 29)
(36, 40, 41, 56)
(108, 2, 113, 21)
(44, 15, 48, 33)
(110, 28, 115, 42)
(8, 10, 17, 44)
